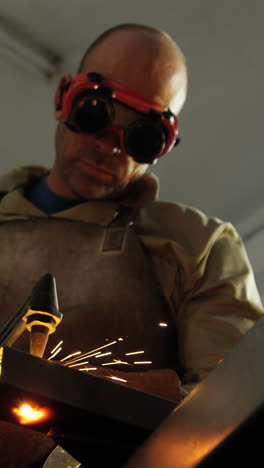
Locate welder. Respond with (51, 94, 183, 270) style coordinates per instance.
(0, 23, 263, 467)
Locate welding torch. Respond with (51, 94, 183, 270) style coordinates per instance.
(0, 273, 62, 358)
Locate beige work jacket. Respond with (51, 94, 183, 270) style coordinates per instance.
(0, 166, 263, 387)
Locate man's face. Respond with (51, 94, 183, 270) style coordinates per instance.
(54, 99, 149, 200)
(51, 31, 186, 200)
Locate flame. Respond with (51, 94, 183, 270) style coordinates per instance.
(12, 403, 49, 424)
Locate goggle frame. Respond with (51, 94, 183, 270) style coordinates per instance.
(57, 72, 179, 163)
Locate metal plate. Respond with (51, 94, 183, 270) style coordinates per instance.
(124, 316, 264, 467)
(0, 346, 175, 466)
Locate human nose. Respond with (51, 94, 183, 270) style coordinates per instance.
(93, 128, 123, 156)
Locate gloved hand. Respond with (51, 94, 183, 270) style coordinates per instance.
(0, 421, 55, 468)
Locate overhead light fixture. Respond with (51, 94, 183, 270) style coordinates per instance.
(0, 19, 61, 77)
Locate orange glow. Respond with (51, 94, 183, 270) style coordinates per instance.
(12, 403, 49, 425)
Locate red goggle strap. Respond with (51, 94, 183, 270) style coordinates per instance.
(61, 72, 177, 121)
(65, 72, 166, 114)
(55, 75, 72, 111)
(159, 115, 178, 157)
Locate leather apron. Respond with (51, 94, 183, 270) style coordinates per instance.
(0, 211, 176, 371)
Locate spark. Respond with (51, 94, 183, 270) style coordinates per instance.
(113, 359, 129, 364)
(60, 351, 82, 362)
(68, 361, 89, 368)
(125, 350, 144, 356)
(102, 359, 130, 366)
(82, 351, 102, 358)
(47, 347, 62, 360)
(50, 341, 63, 355)
(84, 340, 118, 355)
(79, 367, 98, 371)
(134, 361, 152, 365)
(64, 351, 102, 366)
(118, 337, 124, 341)
(102, 361, 122, 366)
(108, 376, 128, 383)
(159, 322, 168, 327)
(95, 352, 112, 358)
(63, 341, 118, 366)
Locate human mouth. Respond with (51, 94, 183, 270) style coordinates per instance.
(78, 160, 114, 178)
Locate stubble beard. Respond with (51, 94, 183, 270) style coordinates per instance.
(57, 153, 126, 201)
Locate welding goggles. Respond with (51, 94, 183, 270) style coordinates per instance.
(55, 71, 180, 164)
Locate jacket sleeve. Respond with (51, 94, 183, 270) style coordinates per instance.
(176, 226, 264, 386)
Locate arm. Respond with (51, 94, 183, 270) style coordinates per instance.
(90, 224, 262, 399)
(175, 226, 264, 387)
(0, 421, 55, 467)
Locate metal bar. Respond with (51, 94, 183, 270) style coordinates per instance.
(124, 316, 264, 468)
(0, 297, 30, 346)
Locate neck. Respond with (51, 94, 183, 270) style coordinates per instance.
(46, 169, 77, 200)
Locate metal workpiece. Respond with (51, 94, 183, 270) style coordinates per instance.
(124, 316, 264, 468)
(0, 346, 175, 466)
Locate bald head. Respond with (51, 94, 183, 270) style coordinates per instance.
(79, 24, 188, 114)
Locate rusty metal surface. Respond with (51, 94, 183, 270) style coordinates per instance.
(123, 316, 264, 468)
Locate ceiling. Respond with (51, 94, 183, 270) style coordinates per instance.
(0, 0, 264, 293)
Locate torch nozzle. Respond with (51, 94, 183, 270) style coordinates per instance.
(30, 325, 49, 358)
(0, 274, 62, 357)
(25, 274, 63, 358)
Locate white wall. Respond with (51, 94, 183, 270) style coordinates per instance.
(0, 54, 58, 170)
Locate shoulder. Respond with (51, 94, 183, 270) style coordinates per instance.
(0, 166, 48, 194)
(135, 200, 238, 257)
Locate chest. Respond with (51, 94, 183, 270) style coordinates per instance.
(0, 218, 177, 370)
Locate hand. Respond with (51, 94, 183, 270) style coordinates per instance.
(0, 421, 56, 468)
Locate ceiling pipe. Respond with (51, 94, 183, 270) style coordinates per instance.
(0, 17, 62, 77)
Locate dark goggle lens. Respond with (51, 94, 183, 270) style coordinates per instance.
(67, 93, 114, 134)
(125, 120, 166, 163)
(65, 93, 169, 164)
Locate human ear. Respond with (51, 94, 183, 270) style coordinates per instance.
(54, 74, 72, 120)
